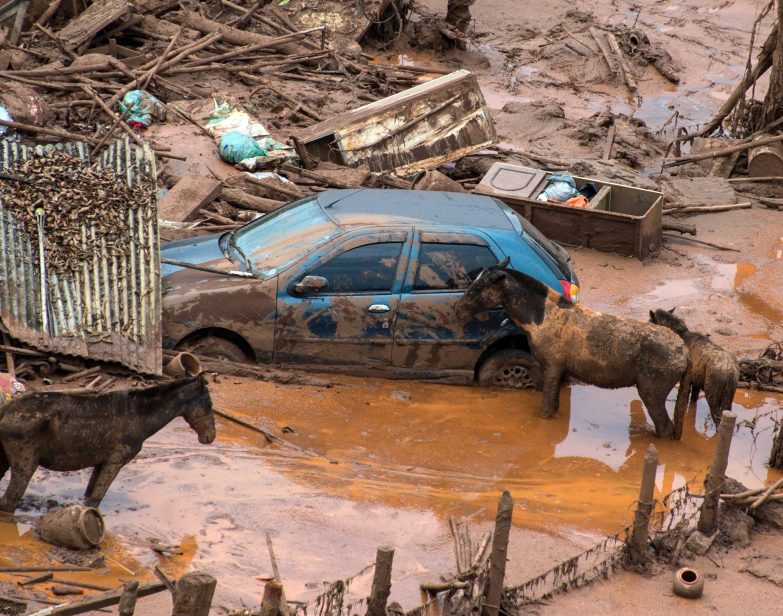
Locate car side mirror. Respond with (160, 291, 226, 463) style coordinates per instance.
(295, 275, 329, 294)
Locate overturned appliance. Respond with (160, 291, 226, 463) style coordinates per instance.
(475, 162, 663, 260)
(293, 69, 496, 174)
(0, 138, 161, 374)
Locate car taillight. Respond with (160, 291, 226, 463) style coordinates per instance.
(560, 280, 580, 304)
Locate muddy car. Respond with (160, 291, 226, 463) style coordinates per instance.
(161, 189, 579, 388)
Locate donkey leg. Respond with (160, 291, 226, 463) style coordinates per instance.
(0, 447, 8, 482)
(690, 384, 700, 402)
(540, 365, 564, 418)
(637, 382, 675, 439)
(0, 461, 38, 513)
(84, 447, 135, 506)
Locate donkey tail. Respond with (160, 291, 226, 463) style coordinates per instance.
(720, 368, 738, 412)
(673, 358, 692, 441)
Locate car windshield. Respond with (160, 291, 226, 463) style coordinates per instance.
(234, 197, 340, 276)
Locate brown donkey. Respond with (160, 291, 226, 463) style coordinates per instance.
(455, 259, 691, 439)
(649, 308, 739, 425)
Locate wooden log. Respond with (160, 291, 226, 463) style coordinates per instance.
(220, 188, 285, 213)
(697, 412, 737, 535)
(662, 221, 696, 235)
(258, 581, 283, 616)
(420, 581, 469, 592)
(172, 572, 216, 616)
(750, 477, 783, 509)
(243, 175, 305, 200)
(25, 582, 165, 616)
(366, 547, 394, 616)
(281, 164, 353, 189)
(168, 11, 304, 54)
(564, 40, 589, 57)
(606, 31, 637, 92)
(0, 0, 29, 70)
(728, 175, 783, 182)
(49, 579, 112, 592)
(118, 580, 138, 616)
(159, 176, 222, 223)
(588, 27, 617, 74)
(2, 332, 16, 379)
(482, 491, 513, 616)
(141, 26, 183, 90)
(36, 0, 62, 26)
(265, 532, 289, 616)
(663, 202, 752, 214)
(18, 573, 54, 586)
(628, 444, 658, 564)
(54, 0, 130, 51)
(0, 118, 100, 144)
(603, 124, 616, 160)
(61, 366, 101, 383)
(666, 133, 783, 167)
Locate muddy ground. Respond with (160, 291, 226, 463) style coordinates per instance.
(2, 0, 783, 614)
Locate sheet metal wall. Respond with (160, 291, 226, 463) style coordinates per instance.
(0, 138, 161, 374)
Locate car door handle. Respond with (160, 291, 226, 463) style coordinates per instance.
(368, 304, 390, 313)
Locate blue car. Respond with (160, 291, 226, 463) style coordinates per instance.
(161, 189, 580, 388)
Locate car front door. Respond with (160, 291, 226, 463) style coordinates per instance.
(392, 230, 507, 370)
(275, 230, 411, 367)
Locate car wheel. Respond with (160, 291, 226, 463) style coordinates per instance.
(180, 336, 250, 363)
(477, 349, 543, 390)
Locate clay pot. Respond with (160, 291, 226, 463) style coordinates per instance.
(672, 567, 704, 599)
(38, 505, 104, 550)
(163, 352, 202, 378)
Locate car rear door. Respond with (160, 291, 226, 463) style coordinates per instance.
(275, 229, 411, 367)
(392, 229, 508, 370)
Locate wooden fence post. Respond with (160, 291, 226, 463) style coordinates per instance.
(367, 546, 394, 616)
(482, 490, 513, 616)
(172, 572, 217, 616)
(259, 581, 283, 616)
(628, 444, 658, 564)
(118, 580, 139, 616)
(697, 411, 737, 535)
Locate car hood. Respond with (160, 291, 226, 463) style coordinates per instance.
(160, 233, 230, 277)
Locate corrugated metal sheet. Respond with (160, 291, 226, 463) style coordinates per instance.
(0, 138, 161, 375)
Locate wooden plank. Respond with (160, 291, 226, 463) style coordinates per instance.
(0, 0, 29, 70)
(55, 0, 129, 51)
(26, 582, 165, 616)
(159, 176, 222, 223)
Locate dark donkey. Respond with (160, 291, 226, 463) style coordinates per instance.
(0, 374, 215, 513)
(649, 308, 739, 425)
(455, 259, 692, 439)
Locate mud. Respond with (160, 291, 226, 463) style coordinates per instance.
(3, 374, 779, 610)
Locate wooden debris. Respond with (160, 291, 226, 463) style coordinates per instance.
(159, 176, 222, 222)
(55, 0, 130, 51)
(589, 27, 618, 75)
(26, 581, 166, 616)
(606, 31, 637, 92)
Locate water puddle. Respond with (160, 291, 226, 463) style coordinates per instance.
(642, 278, 700, 303)
(709, 260, 783, 324)
(2, 376, 781, 610)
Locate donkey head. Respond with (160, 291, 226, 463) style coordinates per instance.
(649, 307, 689, 336)
(455, 256, 511, 322)
(181, 374, 216, 444)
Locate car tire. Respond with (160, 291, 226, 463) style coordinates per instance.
(180, 336, 250, 363)
(477, 349, 543, 390)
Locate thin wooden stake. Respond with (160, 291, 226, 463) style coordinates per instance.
(482, 491, 513, 616)
(367, 547, 394, 616)
(629, 444, 658, 564)
(697, 412, 737, 535)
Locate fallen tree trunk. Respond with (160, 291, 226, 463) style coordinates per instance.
(220, 187, 285, 212)
(167, 11, 305, 54)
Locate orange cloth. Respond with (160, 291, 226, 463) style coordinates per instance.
(565, 195, 590, 208)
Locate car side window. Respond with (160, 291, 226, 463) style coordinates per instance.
(414, 243, 498, 291)
(310, 242, 403, 293)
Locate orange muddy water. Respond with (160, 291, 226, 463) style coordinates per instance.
(2, 376, 780, 610)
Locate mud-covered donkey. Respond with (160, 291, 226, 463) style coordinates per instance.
(455, 259, 691, 439)
(0, 374, 215, 513)
(649, 308, 739, 424)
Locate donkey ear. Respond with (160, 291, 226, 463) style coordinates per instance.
(496, 256, 510, 269)
(669, 307, 676, 314)
(488, 269, 507, 283)
(649, 310, 656, 322)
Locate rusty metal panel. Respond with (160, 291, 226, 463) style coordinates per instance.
(294, 70, 496, 174)
(0, 138, 161, 374)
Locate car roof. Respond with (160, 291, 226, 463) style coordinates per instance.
(316, 189, 515, 230)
